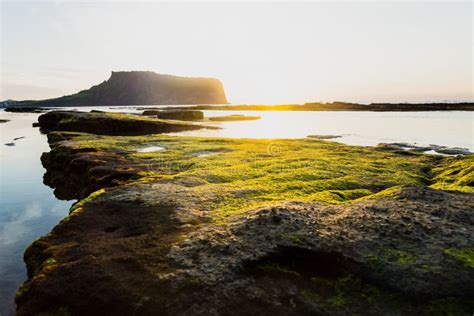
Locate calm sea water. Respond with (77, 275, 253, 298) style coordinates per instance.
(178, 110, 474, 151)
(0, 107, 472, 314)
(0, 112, 71, 316)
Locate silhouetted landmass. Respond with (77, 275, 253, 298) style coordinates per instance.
(2, 71, 227, 107)
(163, 101, 474, 112)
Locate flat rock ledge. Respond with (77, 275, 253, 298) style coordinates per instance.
(15, 135, 474, 315)
(37, 110, 217, 136)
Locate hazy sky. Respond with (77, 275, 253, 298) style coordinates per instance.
(1, 1, 472, 104)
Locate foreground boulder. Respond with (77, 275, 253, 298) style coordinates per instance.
(37, 110, 217, 136)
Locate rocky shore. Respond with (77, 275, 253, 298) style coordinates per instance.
(163, 102, 474, 112)
(15, 114, 474, 315)
(37, 110, 217, 136)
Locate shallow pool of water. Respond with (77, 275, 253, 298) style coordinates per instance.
(137, 146, 165, 152)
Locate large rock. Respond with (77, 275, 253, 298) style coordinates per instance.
(37, 110, 217, 136)
(15, 133, 474, 315)
(156, 110, 204, 121)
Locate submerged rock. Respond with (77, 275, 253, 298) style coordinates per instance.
(0, 119, 10, 123)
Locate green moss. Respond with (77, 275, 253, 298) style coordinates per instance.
(70, 188, 106, 213)
(383, 248, 416, 266)
(59, 117, 79, 124)
(443, 248, 474, 268)
(283, 233, 305, 245)
(431, 156, 474, 192)
(306, 274, 384, 310)
(61, 134, 469, 222)
(45, 258, 57, 266)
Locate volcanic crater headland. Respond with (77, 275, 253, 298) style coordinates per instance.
(3, 71, 227, 107)
(15, 111, 474, 315)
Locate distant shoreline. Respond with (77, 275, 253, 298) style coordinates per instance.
(3, 102, 473, 112)
(161, 102, 474, 112)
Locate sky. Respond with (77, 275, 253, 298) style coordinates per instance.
(1, 1, 472, 104)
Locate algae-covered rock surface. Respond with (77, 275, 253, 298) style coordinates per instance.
(16, 132, 474, 315)
(37, 110, 217, 136)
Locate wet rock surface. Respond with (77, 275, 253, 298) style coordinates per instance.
(156, 110, 204, 121)
(37, 110, 217, 136)
(378, 142, 472, 156)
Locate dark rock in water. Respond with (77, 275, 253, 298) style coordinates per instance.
(378, 142, 472, 156)
(32, 122, 40, 127)
(208, 114, 261, 121)
(37, 110, 217, 136)
(90, 110, 105, 113)
(144, 109, 205, 121)
(4, 107, 47, 113)
(0, 119, 10, 123)
(436, 147, 472, 155)
(156, 110, 204, 121)
(13, 136, 26, 141)
(8, 71, 227, 107)
(4, 142, 15, 146)
(307, 134, 342, 140)
(142, 110, 160, 116)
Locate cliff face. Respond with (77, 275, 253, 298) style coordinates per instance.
(19, 71, 228, 107)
